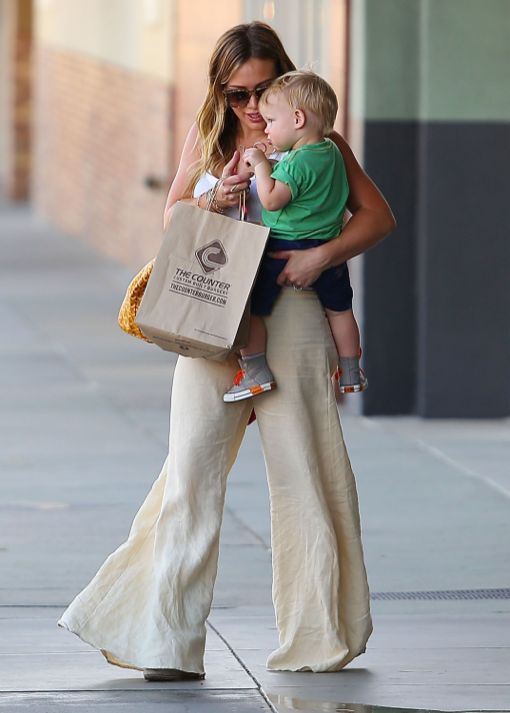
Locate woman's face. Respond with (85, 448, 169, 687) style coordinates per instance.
(225, 58, 277, 133)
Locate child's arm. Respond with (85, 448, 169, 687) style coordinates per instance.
(242, 148, 292, 211)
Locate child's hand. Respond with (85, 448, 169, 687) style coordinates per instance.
(242, 148, 268, 170)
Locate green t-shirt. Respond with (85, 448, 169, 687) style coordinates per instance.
(261, 138, 349, 241)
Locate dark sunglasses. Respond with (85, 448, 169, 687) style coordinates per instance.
(222, 81, 274, 108)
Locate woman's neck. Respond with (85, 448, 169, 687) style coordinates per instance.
(236, 126, 268, 150)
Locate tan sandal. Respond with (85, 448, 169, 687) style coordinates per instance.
(143, 668, 205, 681)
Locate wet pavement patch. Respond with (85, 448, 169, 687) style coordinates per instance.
(268, 693, 510, 713)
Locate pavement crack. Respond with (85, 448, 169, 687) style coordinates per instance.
(224, 505, 271, 552)
(206, 620, 277, 713)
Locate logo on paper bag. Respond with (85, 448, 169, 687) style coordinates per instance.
(195, 240, 228, 274)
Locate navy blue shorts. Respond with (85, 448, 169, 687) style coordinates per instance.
(251, 238, 353, 316)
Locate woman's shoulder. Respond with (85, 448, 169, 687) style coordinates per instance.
(181, 122, 201, 161)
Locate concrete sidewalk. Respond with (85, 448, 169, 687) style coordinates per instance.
(1, 204, 509, 712)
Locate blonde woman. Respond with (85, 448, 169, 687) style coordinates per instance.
(59, 22, 396, 681)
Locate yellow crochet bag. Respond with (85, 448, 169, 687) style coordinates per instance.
(117, 258, 155, 342)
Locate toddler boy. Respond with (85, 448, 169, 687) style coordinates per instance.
(223, 70, 367, 402)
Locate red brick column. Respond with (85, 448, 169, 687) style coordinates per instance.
(2, 0, 32, 201)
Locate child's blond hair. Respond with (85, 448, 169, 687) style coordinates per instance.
(260, 70, 338, 134)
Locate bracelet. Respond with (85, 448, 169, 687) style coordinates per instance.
(207, 185, 225, 214)
(196, 192, 207, 208)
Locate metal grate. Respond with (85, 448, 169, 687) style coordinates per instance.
(371, 587, 510, 601)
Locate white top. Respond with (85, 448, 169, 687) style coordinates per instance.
(193, 151, 286, 224)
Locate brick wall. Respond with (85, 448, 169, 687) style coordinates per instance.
(32, 44, 173, 267)
(0, 0, 32, 201)
(9, 31, 31, 200)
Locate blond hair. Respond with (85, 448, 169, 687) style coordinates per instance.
(260, 70, 338, 134)
(187, 22, 295, 194)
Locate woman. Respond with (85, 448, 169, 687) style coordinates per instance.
(58, 22, 395, 680)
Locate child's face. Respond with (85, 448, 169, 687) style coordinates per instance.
(261, 94, 300, 152)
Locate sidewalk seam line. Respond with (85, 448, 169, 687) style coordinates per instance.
(361, 417, 510, 502)
(206, 620, 277, 713)
(224, 504, 271, 551)
(414, 439, 510, 502)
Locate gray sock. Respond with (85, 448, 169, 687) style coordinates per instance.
(240, 353, 275, 383)
(242, 352, 266, 363)
(338, 355, 361, 385)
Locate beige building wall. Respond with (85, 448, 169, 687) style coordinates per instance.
(32, 0, 177, 266)
(35, 0, 175, 82)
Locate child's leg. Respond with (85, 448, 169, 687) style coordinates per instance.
(324, 307, 360, 358)
(325, 308, 367, 393)
(223, 243, 286, 403)
(223, 315, 277, 403)
(240, 315, 267, 357)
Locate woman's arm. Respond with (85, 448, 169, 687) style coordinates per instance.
(163, 123, 252, 231)
(163, 124, 200, 229)
(325, 131, 396, 260)
(269, 131, 396, 287)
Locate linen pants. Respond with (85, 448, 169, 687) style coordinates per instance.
(58, 288, 373, 673)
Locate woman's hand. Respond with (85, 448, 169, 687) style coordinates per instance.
(213, 151, 252, 211)
(268, 245, 329, 289)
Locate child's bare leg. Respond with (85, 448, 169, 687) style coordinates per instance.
(325, 308, 367, 393)
(223, 315, 277, 402)
(240, 315, 267, 357)
(325, 308, 360, 357)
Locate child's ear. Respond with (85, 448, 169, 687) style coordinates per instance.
(294, 109, 306, 129)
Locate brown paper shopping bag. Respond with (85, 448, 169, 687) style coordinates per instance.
(135, 200, 269, 360)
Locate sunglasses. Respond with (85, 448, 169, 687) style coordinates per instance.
(222, 81, 274, 108)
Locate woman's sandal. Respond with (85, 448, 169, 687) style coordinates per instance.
(143, 668, 205, 681)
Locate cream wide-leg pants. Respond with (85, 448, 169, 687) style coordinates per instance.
(58, 288, 373, 673)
